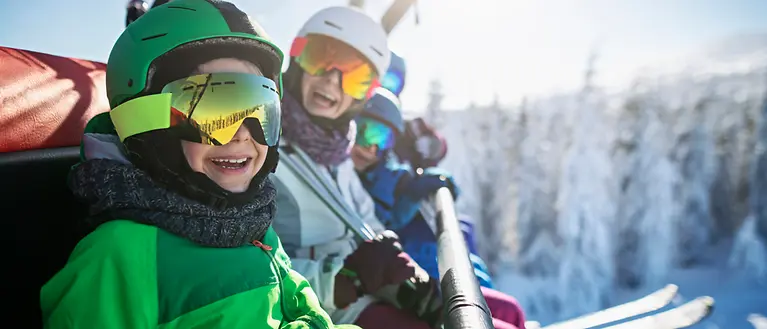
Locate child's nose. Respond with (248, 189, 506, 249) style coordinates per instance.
(229, 124, 252, 143)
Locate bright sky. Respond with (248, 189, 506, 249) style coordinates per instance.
(1, 0, 766, 111)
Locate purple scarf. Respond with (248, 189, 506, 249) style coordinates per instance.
(280, 93, 356, 166)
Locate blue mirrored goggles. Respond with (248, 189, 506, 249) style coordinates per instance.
(355, 117, 396, 150)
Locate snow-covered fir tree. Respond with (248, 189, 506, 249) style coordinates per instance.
(555, 53, 618, 317)
(425, 79, 444, 129)
(729, 89, 767, 280)
(427, 33, 767, 324)
(613, 89, 682, 288)
(513, 97, 566, 278)
(669, 98, 717, 266)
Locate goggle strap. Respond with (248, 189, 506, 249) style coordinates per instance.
(110, 93, 172, 142)
(290, 37, 308, 57)
(365, 78, 382, 100)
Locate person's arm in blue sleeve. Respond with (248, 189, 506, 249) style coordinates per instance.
(358, 153, 412, 230)
(398, 166, 461, 202)
(387, 167, 460, 231)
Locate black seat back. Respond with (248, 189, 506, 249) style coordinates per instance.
(5, 148, 89, 328)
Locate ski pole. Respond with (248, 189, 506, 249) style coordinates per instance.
(288, 148, 377, 241)
(279, 147, 418, 290)
(380, 0, 418, 35)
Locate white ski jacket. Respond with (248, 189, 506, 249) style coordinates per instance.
(271, 142, 386, 324)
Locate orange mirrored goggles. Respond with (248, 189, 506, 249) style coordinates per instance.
(291, 34, 381, 100)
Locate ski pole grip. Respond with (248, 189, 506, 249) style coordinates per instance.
(433, 187, 493, 329)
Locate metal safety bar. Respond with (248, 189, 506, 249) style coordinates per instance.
(433, 187, 494, 329)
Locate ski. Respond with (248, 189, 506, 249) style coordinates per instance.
(603, 296, 714, 329)
(542, 284, 679, 329)
(380, 0, 418, 34)
(278, 144, 420, 292)
(290, 144, 377, 240)
(346, 0, 420, 35)
(526, 321, 542, 329)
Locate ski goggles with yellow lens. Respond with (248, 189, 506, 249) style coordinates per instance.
(110, 72, 281, 146)
(290, 34, 381, 100)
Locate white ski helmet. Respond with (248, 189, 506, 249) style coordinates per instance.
(294, 6, 391, 77)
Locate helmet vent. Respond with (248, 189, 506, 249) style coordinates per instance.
(323, 20, 343, 30)
(370, 46, 383, 57)
(166, 6, 196, 11)
(262, 84, 277, 93)
(141, 33, 168, 41)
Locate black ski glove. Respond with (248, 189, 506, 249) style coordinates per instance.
(334, 271, 363, 309)
(396, 272, 443, 329)
(344, 230, 417, 295)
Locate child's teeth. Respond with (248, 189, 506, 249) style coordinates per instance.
(212, 158, 248, 163)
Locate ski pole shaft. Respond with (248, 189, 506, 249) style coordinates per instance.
(348, 0, 365, 9)
(433, 187, 494, 329)
(380, 0, 418, 35)
(278, 150, 417, 292)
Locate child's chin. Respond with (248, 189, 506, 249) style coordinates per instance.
(221, 184, 249, 193)
(212, 178, 252, 193)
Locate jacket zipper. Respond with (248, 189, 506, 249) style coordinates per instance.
(253, 241, 323, 329)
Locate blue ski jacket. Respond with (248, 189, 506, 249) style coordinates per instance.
(357, 152, 494, 288)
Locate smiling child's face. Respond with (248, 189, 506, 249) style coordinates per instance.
(351, 144, 380, 172)
(180, 58, 269, 193)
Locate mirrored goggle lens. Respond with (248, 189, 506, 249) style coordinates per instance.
(292, 34, 379, 100)
(381, 70, 404, 96)
(110, 72, 281, 146)
(355, 117, 396, 150)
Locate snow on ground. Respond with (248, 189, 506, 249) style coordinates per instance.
(613, 239, 767, 329)
(496, 239, 767, 329)
(750, 314, 767, 329)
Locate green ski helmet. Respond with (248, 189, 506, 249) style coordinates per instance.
(107, 0, 283, 107)
(106, 0, 284, 209)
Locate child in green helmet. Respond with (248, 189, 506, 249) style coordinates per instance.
(40, 1, 358, 328)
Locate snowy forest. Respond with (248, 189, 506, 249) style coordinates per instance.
(414, 34, 767, 325)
